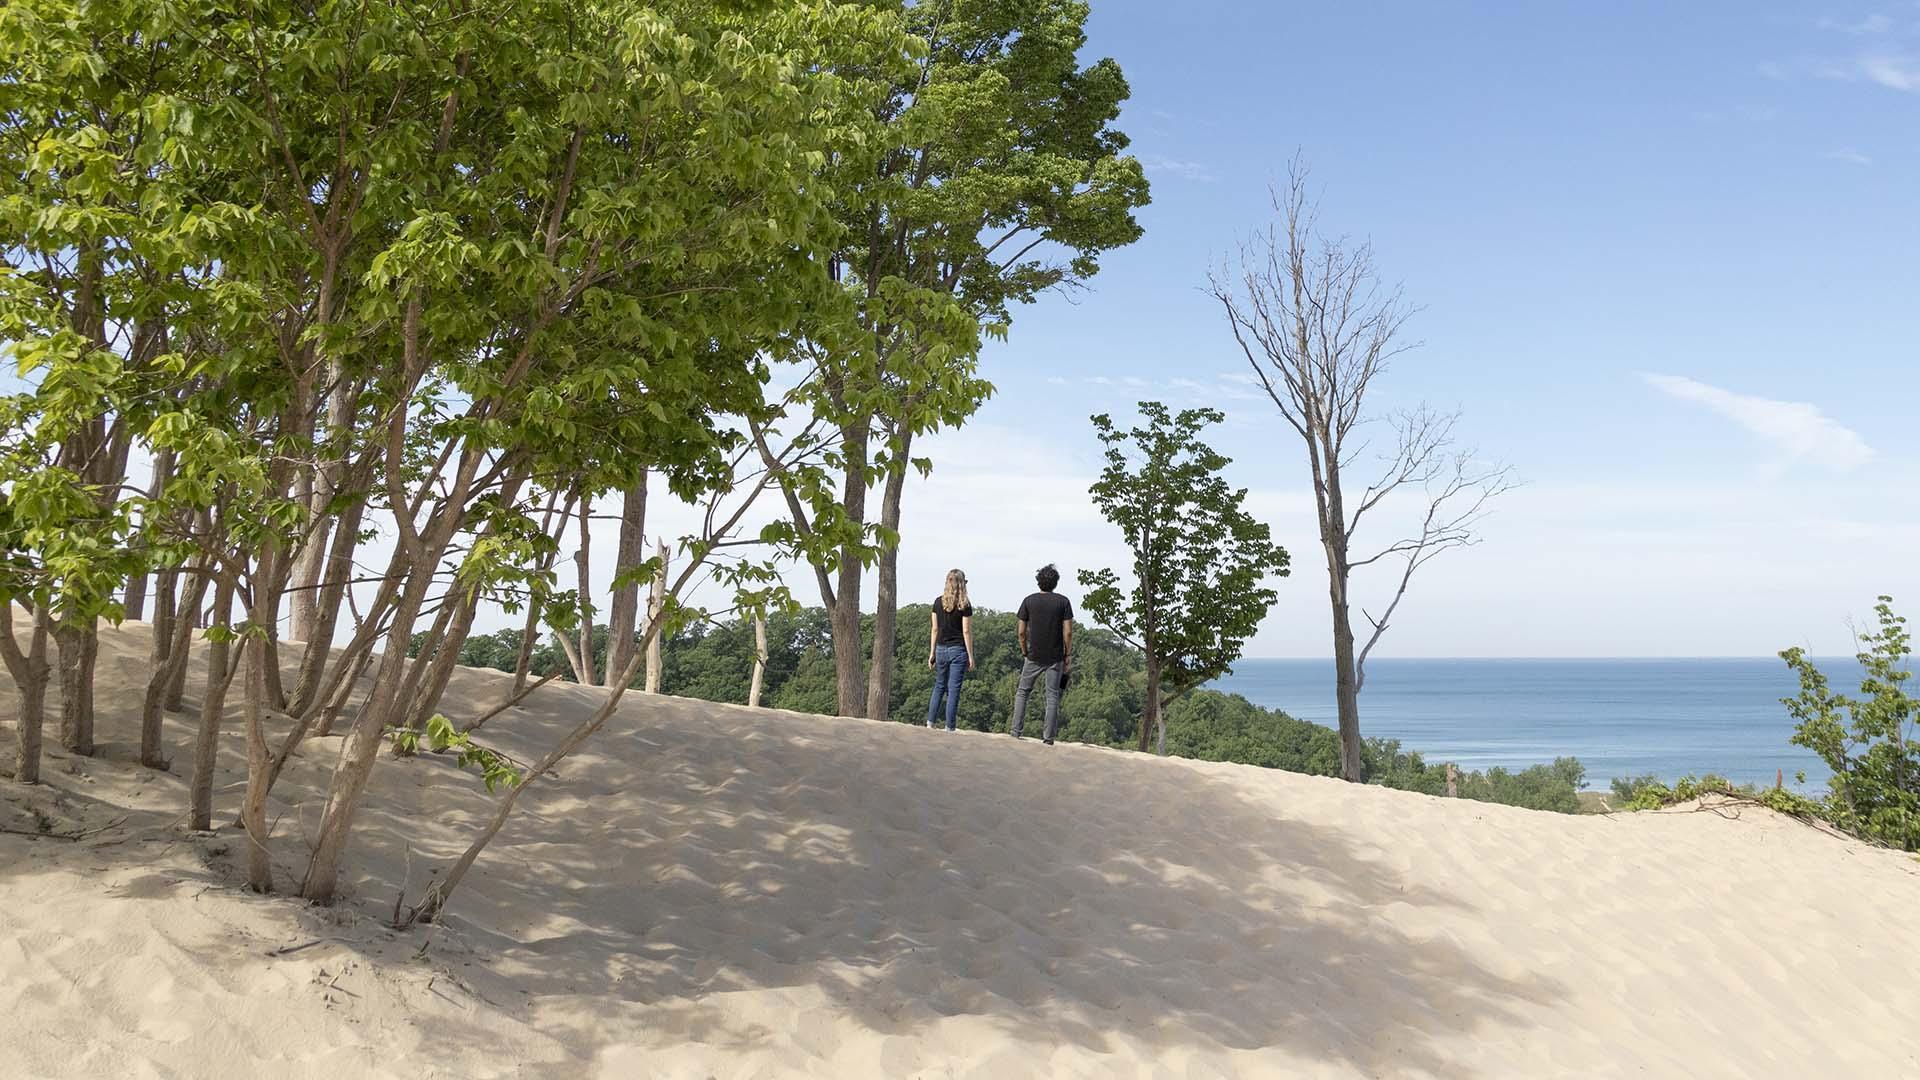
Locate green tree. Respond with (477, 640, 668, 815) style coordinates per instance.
(1164, 692, 1342, 774)
(1079, 402, 1291, 755)
(395, 0, 922, 921)
(767, 0, 1152, 720)
(0, 0, 222, 762)
(1781, 596, 1920, 849)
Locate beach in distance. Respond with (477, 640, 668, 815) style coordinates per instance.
(1212, 658, 1844, 791)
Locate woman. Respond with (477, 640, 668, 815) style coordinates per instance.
(925, 568, 975, 731)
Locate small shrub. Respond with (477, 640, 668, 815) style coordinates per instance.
(1780, 596, 1920, 850)
(391, 715, 522, 794)
(1611, 773, 1749, 811)
(1365, 738, 1585, 814)
(1610, 774, 1662, 804)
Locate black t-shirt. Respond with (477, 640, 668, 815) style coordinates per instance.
(1017, 591, 1074, 664)
(934, 597, 972, 646)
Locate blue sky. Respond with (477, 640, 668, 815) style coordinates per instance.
(887, 1, 1920, 658)
(25, 3, 1912, 660)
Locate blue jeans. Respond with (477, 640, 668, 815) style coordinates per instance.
(926, 643, 968, 730)
(1011, 659, 1063, 741)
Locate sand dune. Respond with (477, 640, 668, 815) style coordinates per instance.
(4, 621, 1919, 1078)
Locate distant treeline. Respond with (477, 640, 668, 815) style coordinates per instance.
(441, 605, 1591, 814)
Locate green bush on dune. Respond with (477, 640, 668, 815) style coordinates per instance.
(1778, 598, 1920, 849)
(1605, 596, 1920, 851)
(1606, 773, 1828, 831)
(1362, 739, 1586, 813)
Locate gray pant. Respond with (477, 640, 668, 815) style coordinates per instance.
(1011, 659, 1063, 741)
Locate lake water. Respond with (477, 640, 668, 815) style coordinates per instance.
(1209, 658, 1856, 792)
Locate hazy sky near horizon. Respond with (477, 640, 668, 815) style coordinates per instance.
(875, 1, 1920, 658)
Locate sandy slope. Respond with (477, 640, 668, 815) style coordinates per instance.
(3, 622, 1919, 1079)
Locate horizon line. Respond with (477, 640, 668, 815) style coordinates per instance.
(1226, 654, 1849, 663)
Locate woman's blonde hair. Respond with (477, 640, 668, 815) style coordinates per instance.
(941, 568, 970, 613)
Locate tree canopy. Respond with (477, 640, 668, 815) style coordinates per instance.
(1079, 402, 1291, 753)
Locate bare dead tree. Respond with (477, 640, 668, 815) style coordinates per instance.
(1209, 161, 1514, 781)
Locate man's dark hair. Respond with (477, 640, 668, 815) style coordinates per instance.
(1036, 563, 1060, 592)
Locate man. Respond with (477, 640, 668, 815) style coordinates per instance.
(1011, 563, 1073, 744)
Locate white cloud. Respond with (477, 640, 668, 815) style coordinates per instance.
(1858, 52, 1920, 89)
(1641, 373, 1875, 471)
(1821, 147, 1875, 165)
(1045, 376, 1068, 386)
(1136, 154, 1215, 182)
(1810, 51, 1920, 91)
(1818, 13, 1897, 35)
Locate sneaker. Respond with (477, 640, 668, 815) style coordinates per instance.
(1044, 738, 1054, 745)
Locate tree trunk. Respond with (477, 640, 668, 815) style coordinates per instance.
(644, 542, 667, 694)
(553, 630, 587, 684)
(141, 568, 204, 768)
(832, 425, 869, 716)
(2, 605, 53, 784)
(511, 596, 541, 694)
(163, 620, 194, 709)
(240, 633, 274, 892)
(1330, 589, 1364, 782)
(297, 390, 513, 890)
(55, 617, 97, 756)
(573, 492, 595, 687)
(261, 635, 287, 715)
(1157, 697, 1167, 757)
(250, 525, 292, 712)
(125, 447, 177, 623)
(864, 432, 910, 722)
(1139, 654, 1160, 753)
(189, 577, 238, 830)
(514, 486, 574, 692)
(287, 486, 368, 714)
(48, 251, 107, 758)
(748, 613, 768, 708)
(394, 594, 461, 737)
(123, 575, 148, 622)
(1318, 448, 1365, 782)
(302, 538, 445, 902)
(291, 372, 357, 645)
(289, 469, 315, 636)
(260, 625, 371, 802)
(11, 648, 49, 784)
(140, 569, 177, 766)
(311, 641, 374, 741)
(405, 588, 480, 731)
(164, 515, 215, 713)
(603, 474, 647, 688)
